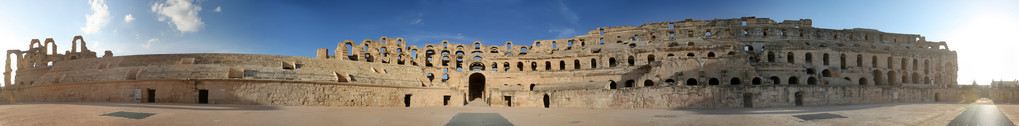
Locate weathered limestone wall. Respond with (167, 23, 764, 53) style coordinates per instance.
(490, 86, 975, 109)
(5, 79, 464, 107)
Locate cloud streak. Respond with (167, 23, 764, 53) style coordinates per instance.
(81, 0, 110, 34)
(142, 38, 158, 49)
(124, 14, 135, 22)
(555, 0, 579, 25)
(152, 0, 204, 32)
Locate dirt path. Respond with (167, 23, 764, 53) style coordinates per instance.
(0, 102, 970, 126)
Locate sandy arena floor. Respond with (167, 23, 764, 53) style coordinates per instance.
(0, 102, 977, 126)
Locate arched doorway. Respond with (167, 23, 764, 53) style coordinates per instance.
(794, 91, 804, 106)
(468, 73, 486, 101)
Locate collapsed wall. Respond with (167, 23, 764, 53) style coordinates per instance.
(3, 17, 964, 109)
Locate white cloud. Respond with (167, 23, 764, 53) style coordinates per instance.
(124, 14, 135, 22)
(151, 0, 204, 32)
(215, 6, 222, 12)
(410, 13, 423, 24)
(81, 0, 110, 34)
(142, 38, 158, 49)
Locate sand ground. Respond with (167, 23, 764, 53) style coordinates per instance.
(0, 102, 974, 126)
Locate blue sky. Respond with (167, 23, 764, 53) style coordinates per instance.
(1, 0, 1018, 85)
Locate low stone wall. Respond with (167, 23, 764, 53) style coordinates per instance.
(3, 79, 465, 107)
(490, 86, 975, 109)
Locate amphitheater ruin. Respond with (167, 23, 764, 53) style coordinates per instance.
(3, 17, 978, 109)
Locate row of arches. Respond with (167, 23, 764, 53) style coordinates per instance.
(764, 51, 951, 74)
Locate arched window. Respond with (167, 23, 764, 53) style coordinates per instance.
(807, 77, 817, 85)
(531, 62, 537, 71)
(856, 54, 863, 67)
(559, 60, 566, 70)
(544, 61, 552, 71)
(609, 58, 617, 67)
(767, 52, 776, 62)
(789, 77, 799, 84)
(730, 78, 741, 85)
(517, 62, 524, 71)
(708, 78, 720, 85)
(625, 80, 635, 87)
(686, 79, 698, 85)
(872, 56, 878, 67)
(574, 60, 581, 69)
(609, 80, 617, 89)
(752, 77, 762, 85)
(859, 78, 868, 85)
(787, 52, 795, 63)
(840, 54, 848, 69)
(591, 59, 597, 68)
(805, 53, 813, 63)
(644, 80, 654, 86)
(647, 54, 655, 64)
(822, 53, 829, 65)
(770, 76, 781, 84)
(707, 52, 715, 58)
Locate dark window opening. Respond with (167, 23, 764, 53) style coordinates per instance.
(443, 95, 451, 106)
(625, 80, 635, 87)
(198, 90, 208, 104)
(709, 78, 719, 85)
(644, 80, 654, 87)
(504, 96, 512, 107)
(686, 79, 698, 85)
(404, 94, 412, 107)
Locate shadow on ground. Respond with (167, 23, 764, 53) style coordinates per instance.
(678, 102, 969, 115)
(8, 102, 279, 111)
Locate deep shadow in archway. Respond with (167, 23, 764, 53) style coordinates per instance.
(469, 73, 486, 101)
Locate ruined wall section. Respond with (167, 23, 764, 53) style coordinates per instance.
(11, 54, 430, 88)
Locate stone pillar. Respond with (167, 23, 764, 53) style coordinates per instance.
(4, 53, 10, 87)
(316, 48, 329, 59)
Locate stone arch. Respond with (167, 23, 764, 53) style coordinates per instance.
(544, 61, 551, 71)
(559, 60, 566, 70)
(770, 76, 780, 84)
(530, 62, 537, 71)
(71, 36, 88, 53)
(686, 78, 698, 85)
(751, 77, 761, 85)
(859, 78, 868, 85)
(789, 77, 799, 84)
(873, 70, 884, 85)
(44, 38, 57, 55)
(609, 58, 617, 67)
(609, 80, 617, 89)
(469, 62, 486, 71)
(468, 73, 486, 101)
(647, 54, 655, 64)
(730, 78, 741, 85)
(624, 80, 635, 87)
(709, 78, 719, 85)
(807, 77, 817, 85)
(804, 52, 813, 63)
(767, 52, 776, 62)
(787, 52, 795, 63)
(573, 60, 581, 69)
(911, 72, 920, 84)
(644, 80, 654, 86)
(822, 53, 829, 65)
(590, 58, 597, 68)
(822, 69, 832, 77)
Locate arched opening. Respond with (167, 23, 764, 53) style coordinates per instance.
(859, 78, 868, 85)
(707, 52, 716, 57)
(665, 79, 676, 85)
(822, 69, 832, 77)
(590, 59, 597, 68)
(730, 78, 741, 85)
(529, 84, 535, 91)
(609, 80, 617, 89)
(543, 94, 550, 108)
(752, 77, 762, 85)
(516, 62, 524, 71)
(789, 77, 799, 84)
(574, 60, 581, 69)
(872, 56, 878, 67)
(856, 54, 863, 67)
(644, 80, 654, 86)
(805, 53, 813, 63)
(544, 61, 551, 71)
(469, 62, 485, 71)
(468, 73, 486, 101)
(559, 60, 566, 70)
(794, 91, 804, 106)
(839, 54, 846, 69)
(767, 52, 776, 62)
(770, 76, 780, 84)
(822, 53, 829, 65)
(787, 52, 795, 63)
(609, 58, 617, 67)
(625, 80, 635, 87)
(807, 77, 817, 85)
(531, 62, 537, 71)
(709, 78, 719, 85)
(686, 78, 698, 85)
(627, 56, 635, 66)
(647, 54, 655, 64)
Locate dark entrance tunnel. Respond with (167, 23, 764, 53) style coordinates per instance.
(469, 73, 486, 101)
